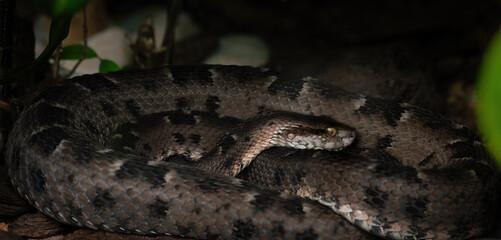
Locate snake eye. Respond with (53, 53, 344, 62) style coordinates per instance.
(327, 127, 337, 136)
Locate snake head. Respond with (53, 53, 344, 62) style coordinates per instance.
(278, 125, 356, 151)
(325, 127, 356, 150)
(259, 111, 357, 152)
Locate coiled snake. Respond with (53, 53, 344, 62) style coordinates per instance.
(5, 65, 500, 239)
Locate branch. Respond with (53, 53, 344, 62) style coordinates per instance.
(61, 6, 88, 79)
(161, 0, 183, 65)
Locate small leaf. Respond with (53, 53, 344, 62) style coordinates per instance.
(99, 59, 121, 73)
(477, 29, 501, 166)
(60, 44, 98, 60)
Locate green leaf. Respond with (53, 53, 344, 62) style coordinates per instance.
(99, 59, 121, 73)
(60, 44, 98, 59)
(36, 0, 90, 18)
(477, 29, 501, 166)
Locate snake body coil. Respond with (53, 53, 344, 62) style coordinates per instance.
(5, 65, 500, 239)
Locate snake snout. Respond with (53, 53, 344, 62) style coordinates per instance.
(336, 129, 356, 147)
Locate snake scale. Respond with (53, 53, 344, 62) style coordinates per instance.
(5, 65, 500, 239)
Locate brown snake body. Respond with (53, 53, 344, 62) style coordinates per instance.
(5, 65, 500, 239)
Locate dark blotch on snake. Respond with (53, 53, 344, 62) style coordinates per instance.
(250, 193, 306, 217)
(115, 158, 170, 187)
(232, 219, 256, 239)
(446, 141, 479, 160)
(171, 65, 213, 85)
(136, 112, 169, 129)
(118, 132, 140, 150)
(213, 65, 263, 83)
(67, 174, 75, 183)
(33, 84, 72, 102)
(458, 159, 493, 184)
(100, 101, 117, 117)
(280, 148, 316, 161)
(294, 228, 318, 240)
(371, 225, 382, 235)
(257, 106, 267, 115)
(357, 96, 407, 127)
(175, 97, 191, 111)
(416, 107, 456, 131)
(282, 198, 307, 216)
(271, 223, 285, 237)
(453, 125, 483, 142)
(36, 103, 73, 126)
(319, 83, 358, 100)
(250, 194, 278, 209)
(162, 154, 190, 164)
(404, 199, 428, 219)
(141, 78, 158, 91)
(143, 144, 152, 153)
(274, 168, 284, 186)
(377, 135, 393, 149)
(165, 110, 196, 125)
(67, 207, 85, 224)
(363, 185, 388, 209)
(172, 133, 186, 145)
(175, 224, 192, 237)
(266, 73, 306, 100)
(418, 153, 434, 167)
(82, 119, 98, 135)
(73, 74, 119, 92)
(293, 169, 306, 184)
(189, 134, 201, 145)
(205, 96, 220, 112)
(366, 148, 400, 165)
(9, 147, 21, 172)
(93, 190, 116, 209)
(194, 206, 201, 214)
(196, 177, 222, 193)
(206, 233, 222, 240)
(30, 127, 68, 157)
(222, 157, 235, 170)
(218, 134, 237, 155)
(373, 161, 421, 184)
(124, 99, 141, 117)
(415, 107, 476, 139)
(31, 167, 46, 193)
(149, 197, 170, 218)
(403, 195, 429, 220)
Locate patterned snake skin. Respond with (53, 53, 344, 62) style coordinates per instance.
(5, 65, 500, 239)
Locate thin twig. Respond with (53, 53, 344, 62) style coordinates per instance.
(52, 43, 62, 80)
(162, 0, 183, 65)
(62, 6, 88, 79)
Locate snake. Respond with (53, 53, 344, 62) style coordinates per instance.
(4, 65, 500, 239)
